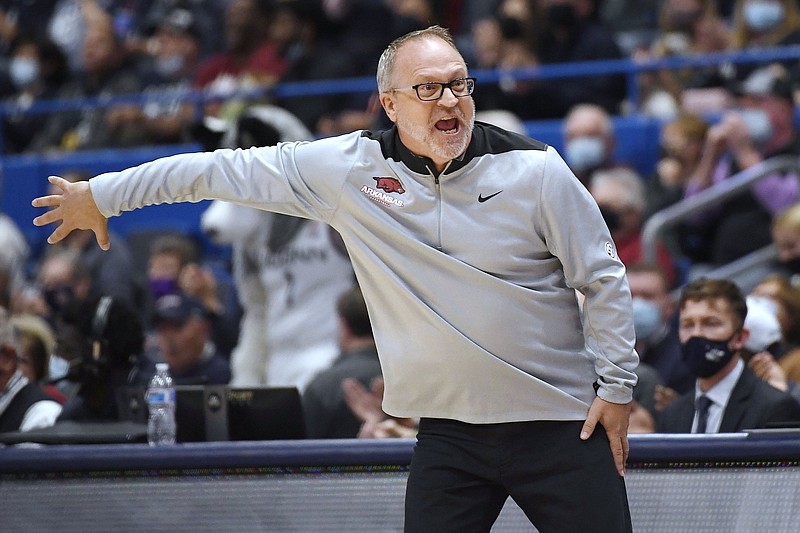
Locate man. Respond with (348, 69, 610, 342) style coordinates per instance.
(657, 278, 800, 433)
(149, 293, 231, 386)
(302, 285, 382, 439)
(0, 306, 62, 432)
(589, 167, 676, 286)
(33, 26, 637, 531)
(562, 103, 619, 186)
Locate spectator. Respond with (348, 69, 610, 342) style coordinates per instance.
(147, 293, 230, 386)
(533, 0, 627, 118)
(193, 0, 288, 112)
(750, 274, 800, 383)
(2, 35, 70, 153)
(562, 103, 624, 186)
(742, 293, 791, 391)
(56, 295, 148, 421)
(15, 249, 92, 327)
(270, 0, 367, 134)
(589, 167, 677, 286)
(637, 0, 732, 119)
(302, 284, 383, 439)
(0, 306, 62, 431)
(681, 66, 800, 267)
(143, 232, 238, 358)
(657, 277, 800, 433)
(0, 1, 59, 57)
(105, 8, 203, 146)
(643, 112, 710, 257)
(10, 312, 66, 404)
(771, 202, 800, 285)
(29, 16, 143, 151)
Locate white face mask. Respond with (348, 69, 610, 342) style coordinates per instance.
(154, 54, 186, 78)
(744, 1, 785, 33)
(48, 354, 70, 382)
(631, 297, 664, 344)
(9, 57, 39, 88)
(740, 108, 773, 146)
(564, 136, 606, 174)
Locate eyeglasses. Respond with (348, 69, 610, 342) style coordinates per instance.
(392, 77, 476, 101)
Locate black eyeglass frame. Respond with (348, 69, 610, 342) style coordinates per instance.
(391, 77, 476, 101)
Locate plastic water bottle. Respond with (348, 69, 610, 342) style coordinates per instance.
(146, 363, 176, 445)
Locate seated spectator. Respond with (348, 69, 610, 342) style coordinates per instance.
(104, 8, 203, 146)
(2, 35, 70, 153)
(771, 202, 800, 285)
(0, 306, 62, 431)
(193, 0, 288, 118)
(55, 295, 149, 421)
(10, 312, 66, 403)
(147, 293, 231, 386)
(627, 262, 694, 398)
(750, 274, 800, 383)
(742, 293, 791, 392)
(302, 285, 383, 439)
(29, 16, 144, 151)
(681, 66, 800, 267)
(657, 277, 800, 433)
(532, 0, 627, 118)
(562, 103, 624, 186)
(643, 112, 710, 258)
(589, 167, 677, 286)
(15, 249, 93, 327)
(637, 0, 732, 119)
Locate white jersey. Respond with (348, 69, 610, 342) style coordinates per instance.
(90, 122, 638, 423)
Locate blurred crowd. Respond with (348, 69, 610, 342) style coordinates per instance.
(5, 0, 800, 439)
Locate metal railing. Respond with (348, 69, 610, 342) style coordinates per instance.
(641, 155, 800, 284)
(3, 45, 800, 154)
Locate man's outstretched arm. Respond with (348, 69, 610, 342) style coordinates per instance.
(32, 176, 110, 250)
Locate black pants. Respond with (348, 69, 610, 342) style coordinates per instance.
(404, 418, 632, 533)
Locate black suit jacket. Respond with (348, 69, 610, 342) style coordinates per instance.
(657, 366, 800, 433)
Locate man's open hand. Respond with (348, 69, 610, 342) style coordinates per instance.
(32, 175, 110, 250)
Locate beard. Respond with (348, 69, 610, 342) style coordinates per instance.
(397, 99, 475, 163)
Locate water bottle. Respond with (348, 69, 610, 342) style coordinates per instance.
(146, 363, 176, 445)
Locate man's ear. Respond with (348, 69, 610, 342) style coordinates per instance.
(379, 92, 398, 123)
(732, 327, 750, 351)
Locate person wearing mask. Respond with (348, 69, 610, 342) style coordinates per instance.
(34, 26, 637, 531)
(562, 103, 622, 187)
(657, 277, 800, 433)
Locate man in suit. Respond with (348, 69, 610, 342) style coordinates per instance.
(658, 278, 800, 433)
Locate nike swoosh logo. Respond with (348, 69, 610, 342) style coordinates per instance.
(478, 190, 503, 203)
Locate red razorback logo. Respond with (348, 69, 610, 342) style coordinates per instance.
(373, 177, 405, 194)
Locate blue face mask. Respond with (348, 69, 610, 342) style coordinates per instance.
(740, 108, 773, 146)
(632, 297, 664, 344)
(564, 136, 606, 174)
(744, 1, 785, 33)
(680, 335, 737, 378)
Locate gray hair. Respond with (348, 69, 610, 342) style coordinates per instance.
(376, 25, 459, 93)
(591, 167, 646, 212)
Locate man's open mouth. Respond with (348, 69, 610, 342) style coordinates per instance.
(435, 118, 459, 134)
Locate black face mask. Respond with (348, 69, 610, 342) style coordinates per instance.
(599, 206, 621, 233)
(547, 4, 577, 28)
(680, 335, 737, 378)
(780, 257, 800, 274)
(44, 284, 75, 316)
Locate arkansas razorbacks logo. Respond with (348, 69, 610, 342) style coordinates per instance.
(373, 176, 405, 194)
